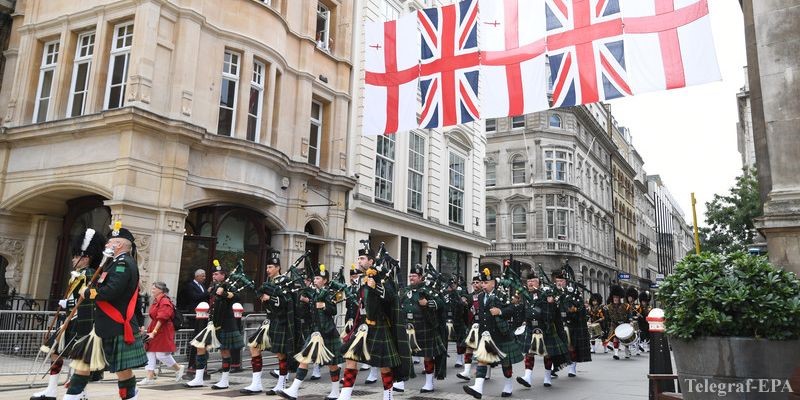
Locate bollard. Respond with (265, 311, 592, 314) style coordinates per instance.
(647, 308, 675, 399)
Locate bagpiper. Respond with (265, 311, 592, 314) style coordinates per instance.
(278, 264, 343, 400)
(240, 250, 296, 395)
(72, 223, 147, 400)
(552, 269, 591, 377)
(462, 268, 522, 399)
(32, 228, 106, 400)
(444, 275, 471, 369)
(456, 275, 484, 380)
(605, 284, 632, 359)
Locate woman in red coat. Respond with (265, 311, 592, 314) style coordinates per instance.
(139, 281, 184, 385)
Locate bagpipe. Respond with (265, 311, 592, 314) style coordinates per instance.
(293, 265, 349, 365)
(191, 259, 256, 350)
(497, 255, 533, 304)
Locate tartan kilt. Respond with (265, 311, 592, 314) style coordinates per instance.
(409, 321, 446, 358)
(268, 319, 295, 355)
(568, 321, 592, 362)
(218, 329, 244, 351)
(449, 320, 467, 343)
(542, 324, 570, 368)
(102, 335, 146, 373)
(495, 336, 523, 365)
(516, 325, 533, 354)
(300, 330, 343, 366)
(342, 322, 400, 368)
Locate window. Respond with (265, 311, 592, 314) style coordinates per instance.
(217, 50, 240, 136)
(511, 156, 526, 184)
(448, 152, 465, 225)
(485, 118, 496, 133)
(486, 207, 496, 241)
(486, 163, 496, 187)
(544, 149, 573, 182)
(105, 22, 133, 110)
(374, 133, 395, 202)
(309, 100, 323, 165)
(407, 133, 425, 212)
(316, 3, 331, 51)
(383, 0, 399, 21)
(511, 115, 525, 129)
(247, 60, 265, 141)
(512, 206, 527, 240)
(34, 40, 60, 122)
(549, 113, 562, 128)
(67, 32, 94, 117)
(546, 194, 569, 240)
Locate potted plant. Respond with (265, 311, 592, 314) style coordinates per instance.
(658, 252, 800, 399)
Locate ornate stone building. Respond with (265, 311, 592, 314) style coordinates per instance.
(484, 103, 617, 298)
(0, 0, 355, 308)
(611, 126, 639, 283)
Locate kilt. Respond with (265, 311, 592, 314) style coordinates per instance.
(218, 329, 244, 351)
(342, 322, 400, 368)
(102, 335, 146, 373)
(449, 319, 467, 343)
(409, 320, 446, 358)
(496, 336, 523, 365)
(268, 319, 295, 355)
(516, 325, 533, 355)
(568, 320, 592, 362)
(542, 323, 570, 368)
(300, 330, 343, 366)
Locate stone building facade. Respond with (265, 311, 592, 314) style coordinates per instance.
(610, 126, 639, 281)
(484, 103, 617, 298)
(346, 0, 487, 284)
(0, 0, 355, 309)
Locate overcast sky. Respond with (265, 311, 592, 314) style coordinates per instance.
(610, 0, 747, 227)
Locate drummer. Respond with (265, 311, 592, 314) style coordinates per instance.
(604, 285, 633, 360)
(587, 293, 605, 353)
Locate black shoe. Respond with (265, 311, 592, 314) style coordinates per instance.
(501, 392, 512, 397)
(456, 372, 471, 381)
(184, 383, 204, 388)
(239, 388, 262, 395)
(544, 382, 552, 387)
(230, 367, 245, 373)
(613, 355, 620, 360)
(309, 375, 321, 381)
(550, 372, 558, 379)
(265, 389, 280, 395)
(463, 385, 482, 399)
(270, 370, 279, 379)
(393, 387, 405, 393)
(277, 390, 296, 400)
(29, 396, 56, 400)
(455, 363, 464, 368)
(421, 388, 434, 393)
(365, 379, 377, 384)
(211, 384, 229, 390)
(516, 377, 531, 388)
(568, 372, 576, 377)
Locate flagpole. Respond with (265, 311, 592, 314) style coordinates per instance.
(691, 192, 701, 255)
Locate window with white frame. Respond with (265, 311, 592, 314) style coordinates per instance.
(549, 114, 562, 128)
(448, 152, 465, 225)
(512, 206, 527, 240)
(217, 50, 240, 136)
(105, 22, 133, 110)
(486, 207, 496, 241)
(486, 163, 496, 187)
(383, 0, 399, 21)
(34, 40, 60, 122)
(544, 149, 572, 182)
(545, 194, 569, 240)
(247, 60, 265, 141)
(511, 115, 525, 129)
(67, 32, 94, 117)
(316, 3, 331, 51)
(309, 100, 323, 165)
(407, 132, 425, 213)
(511, 155, 526, 184)
(485, 118, 496, 133)
(375, 134, 395, 203)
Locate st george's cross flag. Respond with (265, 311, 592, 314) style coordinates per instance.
(621, 0, 721, 94)
(545, 0, 632, 108)
(479, 0, 549, 119)
(418, 0, 481, 129)
(363, 13, 420, 136)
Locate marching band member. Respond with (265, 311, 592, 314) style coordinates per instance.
(625, 287, 640, 356)
(636, 291, 652, 352)
(344, 265, 371, 372)
(552, 270, 591, 378)
(456, 276, 483, 380)
(399, 264, 446, 393)
(605, 285, 632, 360)
(240, 250, 295, 395)
(515, 270, 540, 389)
(73, 225, 146, 400)
(278, 264, 343, 400)
(32, 229, 105, 400)
(588, 293, 607, 354)
(186, 261, 244, 389)
(444, 276, 470, 369)
(462, 268, 522, 399)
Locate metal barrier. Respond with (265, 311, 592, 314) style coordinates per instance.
(0, 310, 56, 331)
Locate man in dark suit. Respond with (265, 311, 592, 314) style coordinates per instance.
(182, 269, 208, 375)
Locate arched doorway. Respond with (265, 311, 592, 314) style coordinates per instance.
(178, 206, 272, 311)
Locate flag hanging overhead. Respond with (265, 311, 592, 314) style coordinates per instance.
(418, 0, 481, 129)
(363, 13, 420, 136)
(621, 0, 721, 94)
(479, 0, 549, 119)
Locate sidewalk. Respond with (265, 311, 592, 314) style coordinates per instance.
(1, 349, 651, 399)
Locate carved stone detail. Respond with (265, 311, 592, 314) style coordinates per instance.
(0, 236, 25, 290)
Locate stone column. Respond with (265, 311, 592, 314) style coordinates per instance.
(747, 0, 800, 273)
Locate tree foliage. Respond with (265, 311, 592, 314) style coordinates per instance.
(699, 168, 761, 254)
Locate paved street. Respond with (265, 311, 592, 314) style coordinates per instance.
(0, 347, 651, 399)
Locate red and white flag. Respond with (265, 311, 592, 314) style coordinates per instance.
(479, 0, 548, 119)
(363, 13, 420, 136)
(621, 0, 720, 94)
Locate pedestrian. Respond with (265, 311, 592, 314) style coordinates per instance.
(180, 269, 208, 375)
(139, 281, 184, 385)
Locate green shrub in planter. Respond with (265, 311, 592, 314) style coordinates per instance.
(659, 251, 800, 340)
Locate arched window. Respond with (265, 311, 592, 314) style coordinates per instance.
(549, 114, 562, 128)
(511, 155, 526, 184)
(512, 206, 527, 240)
(486, 207, 497, 241)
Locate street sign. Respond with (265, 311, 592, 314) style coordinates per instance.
(618, 273, 631, 280)
(656, 273, 665, 280)
(650, 283, 659, 289)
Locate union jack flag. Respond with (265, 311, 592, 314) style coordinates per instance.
(418, 0, 480, 129)
(545, 0, 631, 107)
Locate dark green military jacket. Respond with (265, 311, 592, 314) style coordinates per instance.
(91, 253, 140, 340)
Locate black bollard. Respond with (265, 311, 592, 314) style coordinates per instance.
(647, 308, 675, 399)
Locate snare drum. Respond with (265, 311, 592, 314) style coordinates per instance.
(615, 323, 638, 345)
(588, 322, 603, 338)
